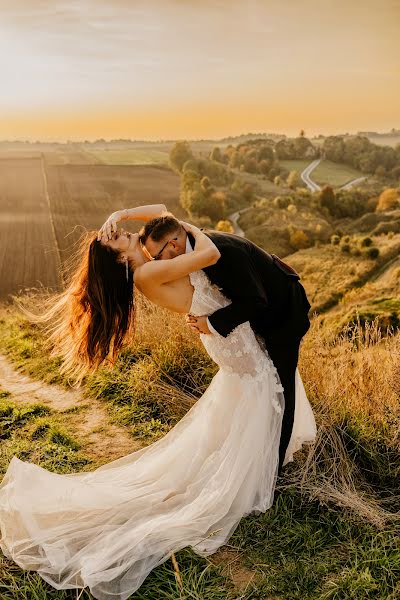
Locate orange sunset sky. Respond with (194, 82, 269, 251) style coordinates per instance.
(1, 0, 399, 141)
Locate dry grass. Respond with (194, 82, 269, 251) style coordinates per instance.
(1, 289, 399, 529)
(275, 316, 400, 528)
(1, 290, 400, 598)
(300, 316, 400, 430)
(288, 232, 400, 311)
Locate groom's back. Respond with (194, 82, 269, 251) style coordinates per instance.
(203, 229, 298, 280)
(202, 229, 298, 297)
(202, 229, 310, 341)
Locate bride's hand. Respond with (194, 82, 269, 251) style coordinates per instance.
(179, 221, 203, 236)
(97, 210, 126, 241)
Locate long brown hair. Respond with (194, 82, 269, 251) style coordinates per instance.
(13, 230, 135, 386)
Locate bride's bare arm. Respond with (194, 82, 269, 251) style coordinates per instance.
(98, 204, 167, 241)
(122, 204, 167, 222)
(136, 222, 220, 286)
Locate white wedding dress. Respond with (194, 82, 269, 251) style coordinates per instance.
(0, 269, 316, 600)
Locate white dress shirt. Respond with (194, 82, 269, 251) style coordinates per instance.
(185, 236, 218, 334)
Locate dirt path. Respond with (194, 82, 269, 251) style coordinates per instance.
(0, 352, 142, 463)
(368, 254, 400, 284)
(0, 352, 259, 591)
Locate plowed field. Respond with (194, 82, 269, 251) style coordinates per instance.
(0, 157, 181, 300)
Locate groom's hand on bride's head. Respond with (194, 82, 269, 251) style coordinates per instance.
(185, 315, 211, 334)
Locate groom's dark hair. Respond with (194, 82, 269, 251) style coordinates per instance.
(139, 213, 183, 244)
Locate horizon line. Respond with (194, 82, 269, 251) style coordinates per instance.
(1, 127, 399, 145)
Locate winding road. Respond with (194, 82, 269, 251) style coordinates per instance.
(227, 159, 368, 234)
(301, 158, 322, 191)
(228, 210, 245, 237)
(340, 176, 368, 190)
(300, 158, 367, 192)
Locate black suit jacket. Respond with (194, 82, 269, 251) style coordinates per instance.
(187, 230, 311, 345)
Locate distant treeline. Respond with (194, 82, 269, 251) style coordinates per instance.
(322, 136, 400, 178)
(208, 135, 400, 180)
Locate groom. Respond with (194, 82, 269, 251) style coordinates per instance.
(139, 214, 312, 473)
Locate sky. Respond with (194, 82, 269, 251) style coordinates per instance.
(0, 0, 399, 141)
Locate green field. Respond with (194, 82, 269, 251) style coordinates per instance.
(311, 159, 365, 187)
(280, 159, 313, 174)
(87, 148, 170, 165)
(230, 167, 283, 198)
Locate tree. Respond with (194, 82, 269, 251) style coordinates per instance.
(259, 159, 270, 175)
(318, 185, 336, 214)
(182, 158, 200, 174)
(228, 150, 242, 169)
(286, 170, 300, 189)
(188, 189, 226, 221)
(293, 136, 314, 158)
(243, 157, 258, 173)
(375, 165, 387, 177)
(257, 145, 274, 161)
(169, 141, 194, 172)
(216, 220, 234, 233)
(179, 169, 200, 213)
(210, 146, 222, 162)
(242, 183, 254, 202)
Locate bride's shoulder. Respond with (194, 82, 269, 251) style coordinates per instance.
(133, 262, 154, 289)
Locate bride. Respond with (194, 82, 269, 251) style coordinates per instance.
(0, 203, 316, 600)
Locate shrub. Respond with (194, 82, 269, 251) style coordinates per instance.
(331, 234, 340, 245)
(360, 236, 373, 247)
(255, 198, 269, 208)
(376, 188, 400, 212)
(366, 246, 380, 259)
(273, 175, 281, 186)
(341, 243, 351, 253)
(273, 196, 290, 209)
(289, 228, 310, 250)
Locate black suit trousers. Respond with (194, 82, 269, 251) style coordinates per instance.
(264, 338, 300, 474)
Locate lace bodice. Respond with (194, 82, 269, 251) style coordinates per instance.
(189, 270, 284, 411)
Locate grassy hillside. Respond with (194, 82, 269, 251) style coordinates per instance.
(279, 159, 312, 174)
(286, 232, 400, 313)
(311, 160, 365, 187)
(0, 290, 399, 599)
(238, 200, 333, 256)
